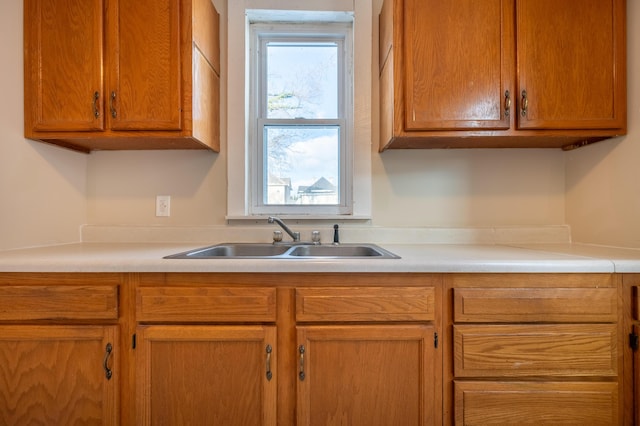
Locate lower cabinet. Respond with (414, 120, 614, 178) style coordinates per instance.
(0, 272, 635, 424)
(0, 273, 121, 425)
(136, 325, 277, 425)
(135, 274, 441, 426)
(297, 325, 436, 426)
(446, 274, 622, 425)
(0, 325, 119, 425)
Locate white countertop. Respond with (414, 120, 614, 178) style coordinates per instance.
(1, 242, 639, 273)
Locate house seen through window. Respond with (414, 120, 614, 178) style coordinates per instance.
(249, 20, 353, 215)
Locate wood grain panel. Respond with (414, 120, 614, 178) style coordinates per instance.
(454, 381, 618, 425)
(0, 285, 118, 321)
(296, 286, 435, 322)
(453, 287, 617, 322)
(136, 287, 276, 323)
(634, 286, 639, 321)
(297, 325, 437, 426)
(136, 325, 276, 425)
(0, 325, 118, 425)
(454, 324, 617, 377)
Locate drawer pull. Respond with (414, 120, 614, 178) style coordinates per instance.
(520, 90, 528, 117)
(103, 343, 113, 380)
(109, 91, 117, 118)
(504, 90, 511, 117)
(266, 344, 273, 381)
(298, 345, 306, 381)
(93, 91, 100, 118)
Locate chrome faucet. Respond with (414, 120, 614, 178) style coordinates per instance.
(268, 216, 300, 242)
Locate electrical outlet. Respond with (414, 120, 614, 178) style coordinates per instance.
(156, 195, 170, 217)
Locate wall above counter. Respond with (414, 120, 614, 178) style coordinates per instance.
(379, 0, 627, 151)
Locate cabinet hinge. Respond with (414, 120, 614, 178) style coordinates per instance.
(132, 333, 137, 350)
(434, 332, 438, 349)
(630, 333, 639, 351)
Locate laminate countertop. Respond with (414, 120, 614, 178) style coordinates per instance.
(1, 242, 639, 273)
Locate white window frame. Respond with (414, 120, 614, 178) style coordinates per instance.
(226, 1, 372, 220)
(249, 23, 353, 215)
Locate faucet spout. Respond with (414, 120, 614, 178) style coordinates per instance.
(268, 216, 300, 242)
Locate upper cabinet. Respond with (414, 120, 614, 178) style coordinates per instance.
(379, 0, 626, 151)
(24, 0, 220, 153)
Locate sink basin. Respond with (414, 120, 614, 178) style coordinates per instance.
(287, 244, 399, 258)
(165, 243, 399, 259)
(165, 243, 291, 258)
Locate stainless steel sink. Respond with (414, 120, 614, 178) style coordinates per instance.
(287, 244, 399, 258)
(165, 243, 291, 258)
(164, 243, 399, 259)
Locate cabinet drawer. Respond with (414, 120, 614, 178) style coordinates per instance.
(0, 286, 118, 321)
(454, 381, 618, 425)
(454, 324, 617, 377)
(295, 287, 435, 322)
(136, 287, 276, 323)
(453, 287, 617, 322)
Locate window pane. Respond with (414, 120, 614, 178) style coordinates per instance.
(266, 42, 338, 119)
(264, 126, 340, 205)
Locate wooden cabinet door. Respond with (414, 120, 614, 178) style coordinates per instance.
(0, 325, 118, 425)
(296, 325, 437, 426)
(108, 0, 182, 131)
(516, 0, 626, 130)
(403, 0, 513, 131)
(136, 325, 277, 426)
(24, 0, 105, 133)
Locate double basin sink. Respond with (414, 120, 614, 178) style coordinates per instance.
(165, 243, 400, 259)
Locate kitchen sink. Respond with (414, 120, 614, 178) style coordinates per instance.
(164, 243, 399, 259)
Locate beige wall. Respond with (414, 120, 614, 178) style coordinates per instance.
(85, 0, 566, 229)
(0, 0, 87, 251)
(1, 0, 637, 250)
(566, 0, 640, 248)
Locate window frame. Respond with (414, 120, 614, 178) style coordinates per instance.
(249, 22, 354, 216)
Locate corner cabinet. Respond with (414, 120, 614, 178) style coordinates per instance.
(379, 0, 627, 151)
(24, 0, 220, 153)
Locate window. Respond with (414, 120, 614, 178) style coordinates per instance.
(250, 22, 353, 215)
(226, 2, 372, 220)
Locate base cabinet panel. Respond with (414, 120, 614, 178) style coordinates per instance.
(296, 325, 437, 426)
(454, 381, 619, 425)
(0, 325, 119, 425)
(136, 325, 277, 426)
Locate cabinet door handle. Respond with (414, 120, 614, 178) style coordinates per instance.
(520, 90, 528, 117)
(504, 90, 511, 117)
(93, 91, 100, 119)
(103, 343, 113, 380)
(298, 345, 305, 381)
(109, 91, 117, 118)
(265, 344, 273, 381)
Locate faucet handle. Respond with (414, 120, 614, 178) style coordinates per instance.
(273, 230, 283, 243)
(311, 231, 321, 245)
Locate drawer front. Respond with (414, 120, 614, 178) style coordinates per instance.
(136, 287, 276, 323)
(0, 286, 118, 320)
(454, 381, 618, 425)
(295, 287, 435, 322)
(454, 324, 617, 377)
(453, 287, 617, 322)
